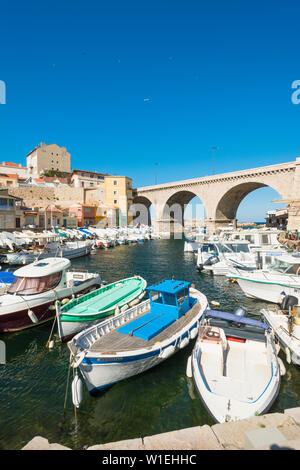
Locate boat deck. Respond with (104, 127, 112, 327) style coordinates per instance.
(89, 301, 201, 353)
(63, 279, 143, 315)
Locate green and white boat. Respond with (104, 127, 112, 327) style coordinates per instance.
(56, 275, 147, 341)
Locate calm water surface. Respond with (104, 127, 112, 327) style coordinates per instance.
(1, 238, 300, 449)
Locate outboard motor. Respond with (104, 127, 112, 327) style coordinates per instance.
(280, 295, 298, 311)
(233, 306, 247, 318)
(197, 263, 204, 272)
(203, 255, 219, 266)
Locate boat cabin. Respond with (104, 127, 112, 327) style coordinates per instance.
(118, 279, 193, 341)
(269, 256, 300, 276)
(7, 257, 71, 296)
(200, 241, 250, 256)
(147, 280, 192, 319)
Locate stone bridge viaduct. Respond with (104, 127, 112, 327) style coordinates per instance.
(132, 159, 300, 234)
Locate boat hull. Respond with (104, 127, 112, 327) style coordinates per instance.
(0, 278, 101, 333)
(57, 278, 147, 342)
(191, 345, 280, 423)
(236, 277, 300, 304)
(262, 308, 300, 365)
(70, 289, 208, 394)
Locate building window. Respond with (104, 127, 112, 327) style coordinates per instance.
(114, 180, 117, 185)
(114, 199, 118, 204)
(114, 191, 117, 195)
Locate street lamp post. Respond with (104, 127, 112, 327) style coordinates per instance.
(212, 147, 220, 175)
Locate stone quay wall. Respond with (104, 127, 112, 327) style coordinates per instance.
(22, 407, 300, 451)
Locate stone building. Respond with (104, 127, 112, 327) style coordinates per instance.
(26, 143, 71, 177)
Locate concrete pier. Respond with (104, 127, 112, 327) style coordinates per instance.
(22, 407, 300, 450)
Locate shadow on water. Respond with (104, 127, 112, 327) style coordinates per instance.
(1, 238, 300, 449)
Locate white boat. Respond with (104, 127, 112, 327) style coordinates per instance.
(67, 280, 208, 399)
(228, 254, 300, 304)
(197, 241, 257, 275)
(0, 257, 102, 333)
(4, 240, 93, 265)
(188, 308, 280, 423)
(261, 297, 300, 365)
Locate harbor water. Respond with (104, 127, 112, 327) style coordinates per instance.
(1, 238, 300, 450)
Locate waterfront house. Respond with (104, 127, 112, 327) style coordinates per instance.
(68, 203, 96, 227)
(0, 189, 25, 229)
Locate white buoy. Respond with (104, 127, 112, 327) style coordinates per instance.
(190, 327, 198, 339)
(278, 357, 286, 376)
(48, 340, 55, 349)
(179, 337, 189, 349)
(159, 345, 176, 359)
(186, 356, 192, 377)
(211, 301, 220, 308)
(72, 375, 83, 408)
(28, 309, 38, 324)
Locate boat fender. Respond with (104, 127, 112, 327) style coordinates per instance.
(277, 357, 286, 376)
(72, 350, 86, 368)
(285, 347, 291, 364)
(139, 292, 145, 300)
(186, 356, 192, 378)
(114, 305, 120, 316)
(275, 343, 281, 355)
(61, 298, 70, 305)
(211, 300, 220, 308)
(129, 298, 139, 307)
(120, 304, 128, 313)
(48, 340, 55, 350)
(179, 337, 189, 349)
(28, 309, 38, 324)
(159, 345, 176, 359)
(71, 375, 83, 409)
(190, 326, 198, 339)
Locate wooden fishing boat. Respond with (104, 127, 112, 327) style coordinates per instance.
(56, 276, 147, 341)
(0, 258, 102, 333)
(188, 309, 281, 423)
(67, 279, 208, 402)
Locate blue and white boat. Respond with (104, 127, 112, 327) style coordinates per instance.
(68, 280, 208, 400)
(188, 308, 281, 423)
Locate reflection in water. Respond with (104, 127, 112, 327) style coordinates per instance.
(0, 239, 299, 449)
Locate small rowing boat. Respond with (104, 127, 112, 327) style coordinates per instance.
(188, 308, 280, 423)
(56, 276, 147, 341)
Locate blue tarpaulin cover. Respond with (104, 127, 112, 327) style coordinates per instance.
(204, 309, 269, 330)
(0, 271, 15, 284)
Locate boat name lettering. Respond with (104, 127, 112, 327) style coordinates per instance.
(97, 357, 123, 362)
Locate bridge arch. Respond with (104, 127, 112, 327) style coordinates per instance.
(160, 190, 208, 233)
(131, 195, 155, 225)
(214, 181, 285, 224)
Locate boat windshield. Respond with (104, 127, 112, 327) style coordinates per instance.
(8, 271, 62, 295)
(221, 243, 250, 253)
(201, 244, 217, 254)
(269, 259, 300, 275)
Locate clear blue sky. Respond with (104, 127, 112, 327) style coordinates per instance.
(1, 0, 299, 221)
